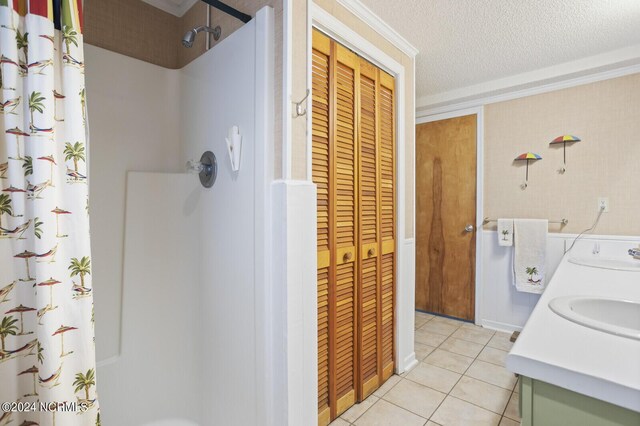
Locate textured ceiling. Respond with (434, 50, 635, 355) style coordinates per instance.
(359, 0, 640, 108)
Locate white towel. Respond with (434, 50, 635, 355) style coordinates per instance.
(497, 219, 514, 246)
(513, 219, 548, 294)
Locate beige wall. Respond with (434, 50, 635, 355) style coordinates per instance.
(484, 73, 640, 236)
(85, 0, 181, 68)
(288, 0, 308, 180)
(297, 0, 416, 237)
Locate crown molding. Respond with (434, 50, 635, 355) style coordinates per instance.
(417, 44, 640, 117)
(333, 0, 418, 58)
(142, 0, 198, 17)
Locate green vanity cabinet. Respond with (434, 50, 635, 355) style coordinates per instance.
(519, 376, 640, 426)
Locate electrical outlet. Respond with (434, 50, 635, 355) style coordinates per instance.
(598, 197, 609, 212)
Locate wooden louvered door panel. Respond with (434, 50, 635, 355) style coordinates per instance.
(312, 29, 396, 425)
(312, 30, 332, 426)
(357, 58, 381, 399)
(332, 42, 358, 419)
(378, 71, 396, 381)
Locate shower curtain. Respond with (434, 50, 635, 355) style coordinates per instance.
(0, 1, 99, 425)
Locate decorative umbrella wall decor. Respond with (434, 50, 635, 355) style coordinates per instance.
(550, 135, 581, 173)
(515, 152, 542, 189)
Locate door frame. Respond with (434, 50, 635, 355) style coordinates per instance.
(415, 107, 485, 324)
(308, 2, 416, 376)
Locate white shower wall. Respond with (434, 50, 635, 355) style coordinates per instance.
(179, 8, 272, 423)
(99, 173, 202, 425)
(86, 45, 183, 362)
(90, 7, 274, 425)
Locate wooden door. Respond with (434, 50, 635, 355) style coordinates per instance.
(312, 29, 359, 422)
(331, 39, 359, 419)
(377, 71, 395, 381)
(312, 30, 332, 426)
(415, 116, 476, 320)
(313, 29, 396, 425)
(356, 57, 396, 402)
(357, 58, 380, 400)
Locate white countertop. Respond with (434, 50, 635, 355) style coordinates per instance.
(505, 238, 640, 412)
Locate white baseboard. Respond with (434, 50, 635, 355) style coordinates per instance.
(401, 353, 419, 374)
(481, 320, 524, 334)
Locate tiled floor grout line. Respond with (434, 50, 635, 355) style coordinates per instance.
(336, 314, 518, 425)
(415, 316, 517, 424)
(379, 397, 430, 422)
(343, 377, 403, 424)
(427, 330, 509, 420)
(500, 389, 515, 419)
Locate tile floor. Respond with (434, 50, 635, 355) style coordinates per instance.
(331, 311, 521, 425)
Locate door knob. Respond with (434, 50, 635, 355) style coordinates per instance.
(464, 224, 474, 233)
(368, 248, 376, 257)
(343, 252, 353, 262)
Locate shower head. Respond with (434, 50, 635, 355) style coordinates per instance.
(182, 25, 222, 48)
(182, 30, 196, 48)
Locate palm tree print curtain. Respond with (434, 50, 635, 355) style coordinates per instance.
(0, 1, 99, 424)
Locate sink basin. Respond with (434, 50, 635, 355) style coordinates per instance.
(549, 296, 640, 340)
(568, 256, 640, 272)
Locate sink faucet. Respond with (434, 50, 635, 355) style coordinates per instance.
(629, 248, 640, 259)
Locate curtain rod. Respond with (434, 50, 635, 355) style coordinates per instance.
(200, 0, 252, 23)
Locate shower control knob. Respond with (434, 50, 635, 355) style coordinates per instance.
(464, 224, 474, 233)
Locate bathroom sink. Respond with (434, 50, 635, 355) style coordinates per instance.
(568, 256, 640, 272)
(549, 296, 640, 340)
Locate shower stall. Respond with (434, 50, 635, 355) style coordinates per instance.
(87, 7, 274, 425)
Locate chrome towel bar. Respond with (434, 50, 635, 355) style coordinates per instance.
(483, 217, 568, 226)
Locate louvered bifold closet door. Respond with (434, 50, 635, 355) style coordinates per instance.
(312, 30, 332, 426)
(357, 58, 381, 399)
(313, 29, 396, 426)
(378, 71, 396, 381)
(332, 41, 359, 419)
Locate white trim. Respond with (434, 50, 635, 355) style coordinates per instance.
(283, 0, 293, 179)
(403, 353, 418, 373)
(417, 60, 640, 118)
(141, 0, 197, 17)
(475, 109, 484, 327)
(481, 319, 524, 334)
(416, 107, 485, 326)
(311, 1, 415, 377)
(334, 0, 418, 58)
(306, 0, 313, 181)
(271, 179, 318, 426)
(254, 6, 275, 425)
(312, 4, 403, 76)
(546, 232, 640, 242)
